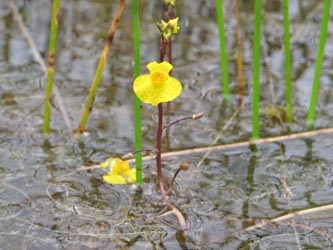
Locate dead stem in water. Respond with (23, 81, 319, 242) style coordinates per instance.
(135, 127, 333, 162)
(76, 127, 333, 171)
(76, 0, 125, 135)
(232, 0, 244, 105)
(235, 203, 333, 236)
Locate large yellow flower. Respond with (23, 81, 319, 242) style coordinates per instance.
(133, 61, 182, 106)
(100, 158, 136, 184)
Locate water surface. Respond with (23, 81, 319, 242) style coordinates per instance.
(1, 0, 333, 249)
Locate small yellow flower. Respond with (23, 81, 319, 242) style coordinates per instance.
(133, 61, 182, 106)
(168, 17, 180, 34)
(164, 0, 175, 7)
(157, 17, 180, 41)
(157, 19, 168, 32)
(99, 158, 136, 184)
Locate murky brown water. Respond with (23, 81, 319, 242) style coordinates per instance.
(1, 0, 333, 249)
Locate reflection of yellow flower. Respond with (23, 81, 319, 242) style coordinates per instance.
(133, 61, 182, 106)
(99, 158, 136, 184)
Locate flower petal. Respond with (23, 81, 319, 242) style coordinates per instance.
(166, 76, 182, 99)
(112, 159, 130, 174)
(147, 61, 173, 75)
(157, 19, 168, 32)
(99, 157, 115, 168)
(124, 168, 136, 184)
(169, 17, 180, 34)
(133, 75, 182, 106)
(103, 173, 126, 184)
(133, 74, 153, 103)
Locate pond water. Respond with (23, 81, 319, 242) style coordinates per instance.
(1, 0, 333, 249)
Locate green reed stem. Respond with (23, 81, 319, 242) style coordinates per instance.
(215, 0, 230, 102)
(306, 0, 331, 129)
(283, 0, 292, 124)
(43, 0, 60, 134)
(76, 0, 125, 134)
(252, 0, 262, 140)
(133, 0, 142, 184)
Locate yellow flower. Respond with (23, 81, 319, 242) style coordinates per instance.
(99, 158, 136, 184)
(164, 0, 175, 7)
(133, 61, 182, 106)
(157, 17, 180, 41)
(168, 17, 180, 34)
(157, 20, 168, 33)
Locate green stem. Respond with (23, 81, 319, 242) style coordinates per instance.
(252, 0, 262, 140)
(133, 0, 142, 184)
(283, 0, 292, 124)
(43, 0, 60, 134)
(306, 0, 331, 129)
(215, 0, 230, 101)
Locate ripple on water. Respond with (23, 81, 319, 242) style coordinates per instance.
(305, 233, 332, 248)
(251, 230, 331, 250)
(0, 203, 23, 220)
(46, 177, 131, 221)
(0, 180, 33, 220)
(263, 155, 333, 204)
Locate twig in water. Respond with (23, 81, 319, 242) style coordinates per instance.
(236, 203, 333, 235)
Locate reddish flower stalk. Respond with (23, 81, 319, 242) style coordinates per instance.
(163, 112, 204, 129)
(152, 3, 189, 229)
(160, 36, 166, 62)
(156, 103, 168, 199)
(156, 36, 170, 203)
(165, 37, 172, 117)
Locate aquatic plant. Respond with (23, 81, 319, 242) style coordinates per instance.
(215, 0, 230, 102)
(252, 0, 262, 139)
(99, 0, 202, 229)
(306, 0, 331, 129)
(282, 0, 292, 124)
(133, 0, 143, 184)
(43, 0, 60, 134)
